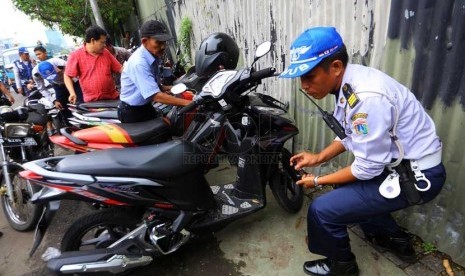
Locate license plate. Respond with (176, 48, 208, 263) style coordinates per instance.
(0, 137, 38, 147)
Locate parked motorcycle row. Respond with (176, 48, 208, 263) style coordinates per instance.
(0, 40, 305, 275)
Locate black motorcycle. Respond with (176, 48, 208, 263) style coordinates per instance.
(21, 41, 303, 274)
(0, 90, 56, 231)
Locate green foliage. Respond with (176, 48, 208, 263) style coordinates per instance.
(12, 0, 134, 38)
(179, 17, 192, 66)
(422, 242, 437, 254)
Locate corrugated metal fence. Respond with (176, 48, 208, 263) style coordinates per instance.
(135, 0, 465, 265)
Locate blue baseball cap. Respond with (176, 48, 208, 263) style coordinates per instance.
(18, 47, 29, 54)
(280, 27, 343, 78)
(38, 61, 57, 82)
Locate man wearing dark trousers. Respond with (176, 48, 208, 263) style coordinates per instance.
(281, 27, 446, 276)
(118, 20, 190, 123)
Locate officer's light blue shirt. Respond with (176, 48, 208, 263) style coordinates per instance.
(120, 46, 161, 106)
(333, 64, 442, 180)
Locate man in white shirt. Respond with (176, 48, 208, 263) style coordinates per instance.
(281, 27, 446, 276)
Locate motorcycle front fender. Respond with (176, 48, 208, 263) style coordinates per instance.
(29, 200, 61, 257)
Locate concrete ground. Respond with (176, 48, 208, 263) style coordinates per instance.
(0, 90, 462, 276)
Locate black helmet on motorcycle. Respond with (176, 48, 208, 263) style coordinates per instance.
(195, 32, 239, 78)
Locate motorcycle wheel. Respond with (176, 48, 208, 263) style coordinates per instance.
(61, 208, 142, 252)
(270, 148, 304, 213)
(1, 168, 44, 231)
(61, 209, 145, 275)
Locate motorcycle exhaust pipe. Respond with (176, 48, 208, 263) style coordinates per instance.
(47, 248, 152, 274)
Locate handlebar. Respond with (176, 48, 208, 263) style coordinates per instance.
(250, 67, 276, 82)
(177, 99, 202, 115)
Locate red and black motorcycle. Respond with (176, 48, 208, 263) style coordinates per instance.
(21, 42, 304, 274)
(50, 87, 194, 153)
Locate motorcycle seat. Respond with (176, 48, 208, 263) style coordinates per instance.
(77, 100, 120, 110)
(73, 117, 171, 145)
(54, 140, 206, 179)
(81, 110, 118, 119)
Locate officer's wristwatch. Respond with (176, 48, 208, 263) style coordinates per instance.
(313, 176, 320, 188)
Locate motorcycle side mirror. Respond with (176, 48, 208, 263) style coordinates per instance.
(171, 83, 187, 95)
(254, 41, 272, 60)
(250, 41, 272, 69)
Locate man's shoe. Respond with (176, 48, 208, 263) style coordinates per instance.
(303, 258, 359, 276)
(365, 233, 416, 263)
(0, 231, 3, 238)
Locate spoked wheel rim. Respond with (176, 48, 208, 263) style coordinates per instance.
(2, 175, 36, 225)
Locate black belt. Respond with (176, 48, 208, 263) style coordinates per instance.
(119, 101, 152, 108)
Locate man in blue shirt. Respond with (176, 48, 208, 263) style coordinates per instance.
(119, 20, 191, 123)
(13, 47, 35, 95)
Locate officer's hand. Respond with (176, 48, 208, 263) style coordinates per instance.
(26, 83, 34, 90)
(68, 94, 76, 104)
(18, 87, 24, 95)
(296, 173, 316, 188)
(290, 152, 320, 170)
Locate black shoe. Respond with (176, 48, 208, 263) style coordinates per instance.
(365, 233, 416, 263)
(0, 231, 3, 238)
(303, 258, 359, 276)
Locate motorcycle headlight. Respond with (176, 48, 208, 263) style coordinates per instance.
(4, 123, 31, 138)
(202, 70, 237, 97)
(254, 106, 286, 115)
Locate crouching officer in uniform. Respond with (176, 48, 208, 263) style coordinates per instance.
(281, 27, 446, 276)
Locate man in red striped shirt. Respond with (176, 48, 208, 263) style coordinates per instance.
(64, 25, 123, 103)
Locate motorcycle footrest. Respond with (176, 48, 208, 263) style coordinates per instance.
(210, 183, 264, 217)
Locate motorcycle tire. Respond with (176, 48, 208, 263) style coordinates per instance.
(270, 148, 304, 214)
(61, 208, 142, 252)
(60, 208, 145, 275)
(1, 168, 44, 231)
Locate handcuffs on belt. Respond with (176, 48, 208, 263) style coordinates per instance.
(379, 159, 432, 203)
(410, 159, 431, 192)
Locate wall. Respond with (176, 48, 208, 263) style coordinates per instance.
(136, 0, 465, 265)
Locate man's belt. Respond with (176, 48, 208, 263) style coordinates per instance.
(411, 149, 442, 171)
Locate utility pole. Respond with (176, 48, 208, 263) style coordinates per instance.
(89, 0, 106, 30)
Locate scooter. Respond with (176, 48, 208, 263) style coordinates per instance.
(50, 67, 206, 153)
(49, 86, 194, 153)
(65, 74, 199, 128)
(21, 41, 303, 274)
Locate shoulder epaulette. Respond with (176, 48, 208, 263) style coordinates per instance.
(342, 83, 359, 108)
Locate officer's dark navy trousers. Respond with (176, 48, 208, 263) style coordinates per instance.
(307, 163, 446, 261)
